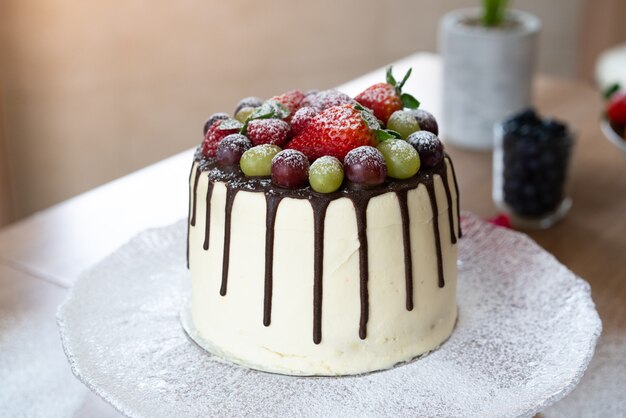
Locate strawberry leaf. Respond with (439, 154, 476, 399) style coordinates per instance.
(397, 67, 413, 91)
(374, 129, 402, 142)
(218, 119, 243, 130)
(401, 93, 420, 109)
(386, 66, 397, 86)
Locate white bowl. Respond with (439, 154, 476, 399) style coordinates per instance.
(600, 119, 626, 154)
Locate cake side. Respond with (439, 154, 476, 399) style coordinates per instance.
(188, 156, 459, 375)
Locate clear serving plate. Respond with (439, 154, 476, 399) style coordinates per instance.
(57, 213, 601, 418)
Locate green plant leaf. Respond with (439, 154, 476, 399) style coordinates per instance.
(218, 119, 244, 130)
(401, 93, 420, 109)
(482, 0, 508, 27)
(397, 68, 413, 90)
(360, 110, 381, 131)
(264, 100, 290, 119)
(374, 129, 402, 142)
(386, 66, 397, 86)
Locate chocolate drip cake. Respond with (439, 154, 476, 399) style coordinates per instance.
(187, 68, 461, 375)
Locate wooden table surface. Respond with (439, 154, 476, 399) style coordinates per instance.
(1, 53, 624, 417)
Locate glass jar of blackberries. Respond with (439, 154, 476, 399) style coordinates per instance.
(493, 109, 575, 229)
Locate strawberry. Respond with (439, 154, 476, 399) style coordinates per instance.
(270, 90, 305, 121)
(300, 89, 353, 112)
(202, 119, 242, 158)
(287, 104, 377, 160)
(354, 66, 419, 124)
(246, 119, 292, 147)
(290, 106, 317, 136)
(607, 91, 626, 126)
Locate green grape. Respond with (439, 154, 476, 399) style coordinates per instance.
(240, 144, 281, 177)
(386, 110, 420, 139)
(309, 156, 344, 193)
(235, 106, 256, 123)
(376, 139, 420, 179)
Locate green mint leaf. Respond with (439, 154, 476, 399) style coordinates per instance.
(386, 66, 397, 86)
(603, 83, 621, 100)
(265, 100, 290, 119)
(397, 67, 413, 91)
(401, 93, 420, 109)
(218, 119, 243, 130)
(386, 129, 403, 139)
(374, 129, 400, 142)
(250, 103, 275, 120)
(360, 110, 381, 131)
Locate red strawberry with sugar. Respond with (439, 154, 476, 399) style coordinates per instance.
(270, 90, 305, 121)
(287, 104, 377, 160)
(246, 118, 292, 147)
(290, 106, 317, 136)
(202, 119, 242, 158)
(354, 66, 419, 124)
(300, 89, 353, 112)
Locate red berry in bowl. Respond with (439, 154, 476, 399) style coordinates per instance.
(216, 134, 252, 166)
(247, 119, 292, 147)
(291, 106, 317, 136)
(407, 131, 444, 168)
(607, 91, 626, 126)
(343, 146, 387, 186)
(271, 149, 310, 188)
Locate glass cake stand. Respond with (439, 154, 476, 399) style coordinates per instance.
(57, 213, 601, 418)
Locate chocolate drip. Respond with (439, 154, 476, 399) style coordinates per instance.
(190, 166, 202, 226)
(203, 181, 214, 251)
(189, 155, 461, 340)
(396, 190, 414, 311)
(311, 199, 330, 344)
(446, 156, 463, 238)
(220, 185, 238, 296)
(263, 194, 283, 327)
(186, 165, 200, 268)
(350, 197, 370, 340)
(425, 178, 445, 288)
(439, 165, 458, 245)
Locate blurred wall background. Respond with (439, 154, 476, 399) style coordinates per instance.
(0, 0, 623, 225)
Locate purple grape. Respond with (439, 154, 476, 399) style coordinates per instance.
(409, 109, 439, 135)
(343, 146, 387, 186)
(234, 97, 263, 115)
(407, 131, 444, 168)
(271, 149, 310, 188)
(203, 112, 230, 135)
(216, 134, 252, 166)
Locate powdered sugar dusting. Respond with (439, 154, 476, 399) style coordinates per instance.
(301, 89, 354, 112)
(344, 145, 385, 165)
(247, 119, 291, 147)
(271, 149, 309, 171)
(58, 213, 601, 417)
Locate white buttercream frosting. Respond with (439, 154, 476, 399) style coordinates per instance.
(188, 159, 459, 375)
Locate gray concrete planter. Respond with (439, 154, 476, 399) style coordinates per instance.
(439, 8, 541, 149)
